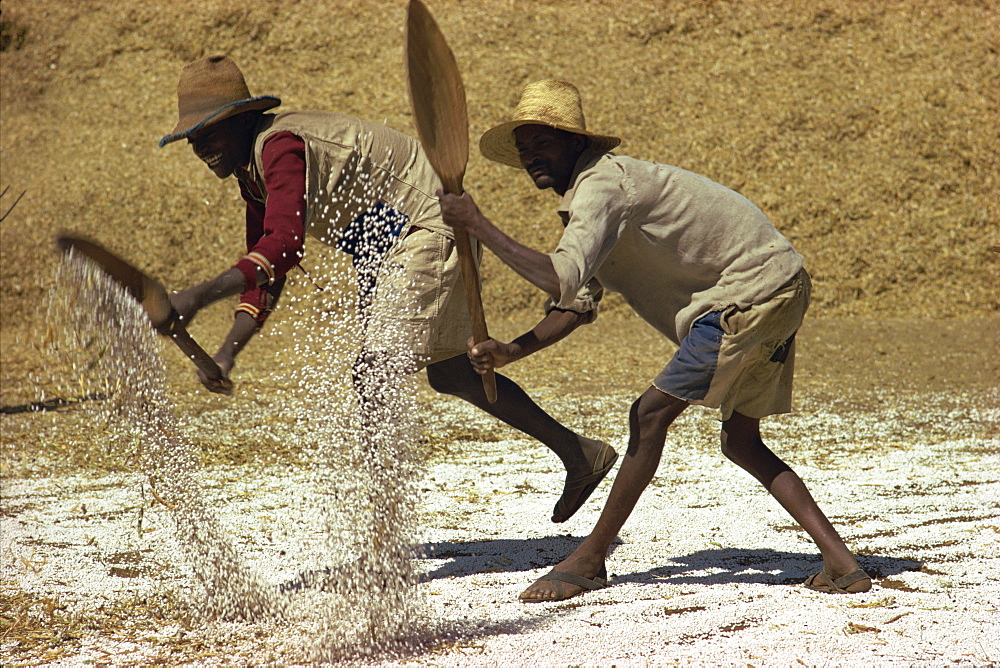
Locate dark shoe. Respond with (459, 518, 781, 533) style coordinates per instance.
(552, 441, 618, 523)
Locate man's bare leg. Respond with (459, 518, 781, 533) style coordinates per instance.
(426, 354, 609, 484)
(520, 386, 688, 601)
(720, 411, 870, 592)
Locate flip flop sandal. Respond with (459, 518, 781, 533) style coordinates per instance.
(803, 568, 872, 594)
(520, 566, 609, 603)
(552, 442, 619, 523)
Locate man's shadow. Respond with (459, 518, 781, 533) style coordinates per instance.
(609, 548, 922, 586)
(418, 534, 618, 580)
(419, 537, 921, 585)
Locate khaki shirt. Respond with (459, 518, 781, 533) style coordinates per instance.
(246, 111, 450, 244)
(552, 150, 803, 344)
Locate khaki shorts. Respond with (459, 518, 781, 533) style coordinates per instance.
(654, 268, 811, 420)
(367, 226, 479, 369)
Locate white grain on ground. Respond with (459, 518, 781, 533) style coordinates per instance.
(2, 393, 998, 666)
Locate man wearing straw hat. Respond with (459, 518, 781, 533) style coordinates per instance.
(439, 79, 871, 601)
(158, 56, 618, 524)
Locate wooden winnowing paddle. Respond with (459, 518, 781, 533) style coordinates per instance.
(406, 0, 497, 404)
(56, 234, 233, 395)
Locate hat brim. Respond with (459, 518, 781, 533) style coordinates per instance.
(479, 120, 621, 168)
(158, 95, 281, 147)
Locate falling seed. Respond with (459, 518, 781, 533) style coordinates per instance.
(43, 142, 439, 660)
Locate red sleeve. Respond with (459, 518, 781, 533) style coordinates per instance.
(238, 179, 267, 255)
(234, 131, 306, 326)
(234, 131, 307, 290)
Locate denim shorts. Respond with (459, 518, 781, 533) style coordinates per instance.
(654, 268, 811, 420)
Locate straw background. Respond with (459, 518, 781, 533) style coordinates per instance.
(2, 0, 996, 330)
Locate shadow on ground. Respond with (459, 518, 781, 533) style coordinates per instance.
(616, 548, 923, 586)
(420, 540, 922, 586)
(420, 535, 623, 579)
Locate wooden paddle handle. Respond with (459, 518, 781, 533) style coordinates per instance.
(166, 321, 233, 395)
(453, 228, 497, 404)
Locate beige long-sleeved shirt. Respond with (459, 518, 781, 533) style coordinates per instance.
(551, 150, 803, 344)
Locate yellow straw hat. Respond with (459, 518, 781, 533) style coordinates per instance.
(479, 80, 621, 168)
(159, 55, 280, 147)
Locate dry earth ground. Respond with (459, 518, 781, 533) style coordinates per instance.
(0, 314, 997, 665)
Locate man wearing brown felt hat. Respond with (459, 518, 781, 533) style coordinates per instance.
(440, 79, 871, 602)
(159, 56, 618, 526)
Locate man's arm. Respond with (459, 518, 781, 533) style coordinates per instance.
(439, 190, 600, 373)
(438, 190, 561, 300)
(169, 266, 258, 324)
(210, 310, 258, 379)
(169, 266, 283, 393)
(468, 307, 593, 374)
(170, 133, 306, 391)
(167, 264, 272, 392)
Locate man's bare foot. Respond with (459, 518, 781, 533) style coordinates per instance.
(551, 438, 618, 523)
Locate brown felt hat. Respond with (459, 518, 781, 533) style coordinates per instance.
(479, 80, 621, 168)
(159, 55, 280, 147)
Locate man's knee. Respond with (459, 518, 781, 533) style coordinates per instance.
(425, 357, 472, 396)
(626, 389, 686, 456)
(719, 412, 760, 462)
(425, 363, 452, 394)
(720, 430, 750, 463)
(635, 390, 685, 427)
